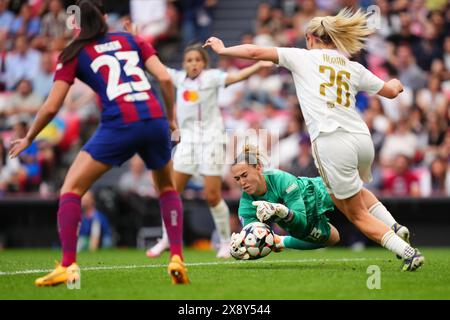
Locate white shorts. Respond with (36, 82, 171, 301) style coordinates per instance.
(311, 129, 374, 199)
(173, 141, 225, 176)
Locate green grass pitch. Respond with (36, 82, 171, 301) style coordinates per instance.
(0, 247, 449, 300)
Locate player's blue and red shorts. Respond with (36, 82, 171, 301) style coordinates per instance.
(54, 32, 171, 169)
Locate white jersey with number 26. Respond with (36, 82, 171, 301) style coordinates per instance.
(276, 48, 384, 141)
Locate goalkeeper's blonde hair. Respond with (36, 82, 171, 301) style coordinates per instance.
(233, 144, 262, 167)
(305, 8, 374, 56)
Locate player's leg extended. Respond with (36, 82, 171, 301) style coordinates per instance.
(153, 161, 189, 284)
(278, 223, 340, 250)
(146, 171, 191, 258)
(204, 175, 231, 258)
(331, 191, 424, 271)
(36, 151, 111, 286)
(361, 188, 410, 243)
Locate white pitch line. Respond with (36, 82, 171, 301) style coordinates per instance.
(0, 257, 383, 276)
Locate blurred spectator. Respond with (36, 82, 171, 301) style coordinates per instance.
(278, 117, 302, 169)
(416, 74, 448, 117)
(3, 79, 43, 117)
(422, 112, 448, 163)
(380, 118, 418, 167)
(11, 118, 41, 191)
(119, 155, 156, 198)
(0, 34, 7, 91)
(129, 0, 169, 45)
(261, 103, 289, 136)
(444, 35, 450, 72)
(0, 0, 14, 34)
(32, 51, 54, 98)
(378, 71, 414, 122)
(392, 44, 428, 91)
(382, 154, 421, 197)
(288, 134, 319, 178)
(34, 0, 71, 50)
(0, 137, 21, 193)
(243, 64, 285, 109)
(366, 96, 390, 134)
(420, 156, 450, 196)
(412, 20, 442, 72)
(77, 190, 113, 252)
(180, 0, 216, 47)
(10, 3, 40, 39)
(363, 106, 385, 154)
(292, 0, 327, 42)
(4, 35, 41, 90)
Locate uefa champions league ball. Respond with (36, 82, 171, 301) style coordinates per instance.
(240, 222, 275, 260)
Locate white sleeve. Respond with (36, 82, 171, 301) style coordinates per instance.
(358, 64, 385, 95)
(209, 69, 228, 88)
(276, 47, 306, 74)
(166, 68, 180, 87)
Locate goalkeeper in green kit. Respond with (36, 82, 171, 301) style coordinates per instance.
(229, 145, 410, 261)
(229, 145, 340, 259)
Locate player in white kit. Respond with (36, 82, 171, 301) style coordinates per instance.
(204, 8, 424, 271)
(147, 44, 273, 258)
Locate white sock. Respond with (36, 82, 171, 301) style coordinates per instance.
(210, 199, 231, 243)
(369, 202, 397, 228)
(381, 230, 415, 259)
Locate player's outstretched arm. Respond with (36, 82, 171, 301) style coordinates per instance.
(377, 78, 404, 99)
(203, 37, 279, 64)
(9, 80, 70, 158)
(225, 61, 274, 86)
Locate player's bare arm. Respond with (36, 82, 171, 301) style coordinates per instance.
(203, 37, 279, 64)
(9, 80, 71, 159)
(145, 56, 178, 132)
(224, 61, 274, 86)
(377, 78, 404, 99)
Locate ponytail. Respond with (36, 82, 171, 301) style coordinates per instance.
(60, 0, 107, 63)
(305, 8, 373, 56)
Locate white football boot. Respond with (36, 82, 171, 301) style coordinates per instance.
(146, 237, 169, 258)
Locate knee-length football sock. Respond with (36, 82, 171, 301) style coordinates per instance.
(160, 190, 184, 259)
(58, 193, 82, 267)
(209, 199, 231, 243)
(368, 202, 397, 228)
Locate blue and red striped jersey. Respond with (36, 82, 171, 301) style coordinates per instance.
(54, 32, 165, 126)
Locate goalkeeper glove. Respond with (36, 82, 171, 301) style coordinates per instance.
(252, 201, 292, 223)
(229, 232, 249, 260)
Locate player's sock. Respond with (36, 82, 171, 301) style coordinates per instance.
(160, 190, 184, 259)
(381, 230, 415, 259)
(368, 202, 397, 228)
(58, 193, 82, 267)
(283, 236, 324, 250)
(209, 199, 231, 243)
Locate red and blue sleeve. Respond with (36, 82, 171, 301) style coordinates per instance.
(54, 57, 78, 85)
(135, 36, 157, 62)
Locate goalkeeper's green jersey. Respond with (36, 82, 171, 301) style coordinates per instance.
(238, 169, 334, 239)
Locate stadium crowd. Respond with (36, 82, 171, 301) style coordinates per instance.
(0, 0, 449, 199)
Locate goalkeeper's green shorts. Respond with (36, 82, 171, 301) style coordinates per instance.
(301, 213, 332, 244)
